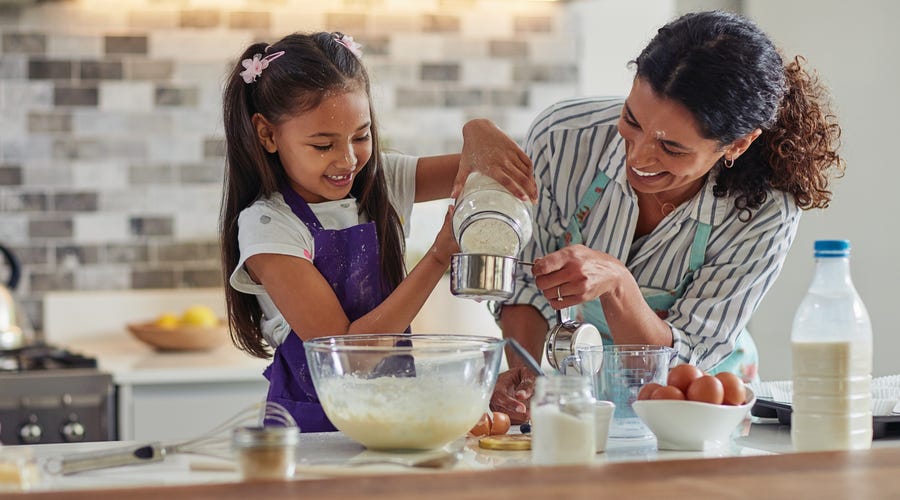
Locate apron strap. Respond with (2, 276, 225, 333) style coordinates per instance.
(688, 222, 711, 272)
(563, 170, 611, 246)
(279, 184, 324, 232)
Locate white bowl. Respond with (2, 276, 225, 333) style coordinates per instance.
(632, 388, 756, 451)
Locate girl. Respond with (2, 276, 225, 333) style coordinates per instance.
(220, 32, 532, 431)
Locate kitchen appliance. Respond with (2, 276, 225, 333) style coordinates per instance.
(0, 343, 115, 445)
(0, 243, 35, 352)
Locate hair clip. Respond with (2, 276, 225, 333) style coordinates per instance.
(333, 33, 363, 58)
(239, 50, 285, 84)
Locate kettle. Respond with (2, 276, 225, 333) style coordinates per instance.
(0, 243, 33, 351)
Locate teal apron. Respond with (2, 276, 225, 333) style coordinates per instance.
(558, 170, 758, 383)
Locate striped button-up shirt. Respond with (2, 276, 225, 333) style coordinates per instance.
(499, 96, 801, 370)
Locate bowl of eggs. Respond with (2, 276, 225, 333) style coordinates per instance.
(304, 334, 505, 451)
(632, 365, 756, 451)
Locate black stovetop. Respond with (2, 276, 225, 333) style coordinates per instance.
(0, 342, 98, 372)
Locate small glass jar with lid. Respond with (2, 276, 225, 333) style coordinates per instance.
(231, 426, 300, 481)
(452, 172, 533, 257)
(530, 374, 596, 466)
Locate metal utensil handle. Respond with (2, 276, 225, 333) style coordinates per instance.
(507, 338, 545, 377)
(557, 306, 573, 324)
(55, 442, 165, 475)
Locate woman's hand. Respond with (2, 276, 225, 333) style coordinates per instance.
(531, 245, 630, 309)
(453, 119, 536, 202)
(490, 367, 536, 424)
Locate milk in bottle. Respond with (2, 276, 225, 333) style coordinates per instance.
(790, 240, 872, 451)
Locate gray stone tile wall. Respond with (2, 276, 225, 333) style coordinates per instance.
(0, 0, 575, 332)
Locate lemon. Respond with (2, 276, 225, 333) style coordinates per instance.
(180, 305, 219, 328)
(154, 312, 180, 329)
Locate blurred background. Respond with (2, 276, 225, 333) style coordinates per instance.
(0, 0, 896, 379)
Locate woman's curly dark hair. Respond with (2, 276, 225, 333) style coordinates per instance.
(634, 11, 845, 220)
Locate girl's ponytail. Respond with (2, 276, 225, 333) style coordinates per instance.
(221, 42, 277, 359)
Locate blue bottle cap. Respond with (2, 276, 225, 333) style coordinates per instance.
(814, 239, 850, 257)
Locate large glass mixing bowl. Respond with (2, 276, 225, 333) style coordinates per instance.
(304, 334, 505, 451)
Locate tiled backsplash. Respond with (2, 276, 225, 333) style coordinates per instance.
(0, 0, 577, 330)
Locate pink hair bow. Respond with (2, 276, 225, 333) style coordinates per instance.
(334, 33, 363, 58)
(239, 50, 285, 84)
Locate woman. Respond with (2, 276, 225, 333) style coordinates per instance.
(490, 10, 844, 423)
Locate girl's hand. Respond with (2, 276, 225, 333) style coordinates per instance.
(428, 205, 459, 267)
(453, 119, 536, 202)
(531, 245, 630, 308)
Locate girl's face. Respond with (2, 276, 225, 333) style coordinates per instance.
(617, 77, 746, 202)
(256, 89, 373, 204)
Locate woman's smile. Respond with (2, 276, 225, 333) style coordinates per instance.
(631, 168, 665, 178)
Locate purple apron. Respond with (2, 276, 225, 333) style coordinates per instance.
(263, 185, 392, 432)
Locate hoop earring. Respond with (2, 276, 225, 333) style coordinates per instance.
(723, 156, 735, 169)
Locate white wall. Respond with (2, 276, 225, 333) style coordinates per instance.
(745, 0, 900, 378)
(570, 0, 676, 95)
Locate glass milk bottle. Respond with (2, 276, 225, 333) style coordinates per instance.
(530, 374, 596, 465)
(790, 240, 872, 451)
(452, 172, 533, 257)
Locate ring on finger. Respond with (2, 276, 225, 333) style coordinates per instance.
(556, 285, 563, 302)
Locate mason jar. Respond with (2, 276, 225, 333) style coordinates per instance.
(530, 374, 596, 465)
(452, 172, 533, 257)
(231, 426, 300, 481)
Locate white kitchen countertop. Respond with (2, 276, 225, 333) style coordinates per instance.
(61, 334, 269, 386)
(7, 420, 898, 493)
(42, 288, 269, 385)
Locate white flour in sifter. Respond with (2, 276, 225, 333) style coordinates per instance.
(459, 219, 520, 256)
(317, 375, 488, 450)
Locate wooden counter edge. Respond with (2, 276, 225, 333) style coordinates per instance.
(12, 446, 900, 499)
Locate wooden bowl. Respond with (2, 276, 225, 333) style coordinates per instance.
(127, 320, 228, 351)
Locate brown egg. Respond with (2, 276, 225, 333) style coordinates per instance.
(637, 382, 664, 401)
(667, 364, 704, 393)
(469, 413, 491, 437)
(489, 412, 511, 435)
(715, 372, 747, 405)
(650, 385, 686, 400)
(686, 375, 725, 404)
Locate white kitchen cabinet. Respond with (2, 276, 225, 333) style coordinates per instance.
(121, 379, 269, 442)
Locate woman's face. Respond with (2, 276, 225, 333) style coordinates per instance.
(255, 89, 373, 204)
(617, 77, 729, 201)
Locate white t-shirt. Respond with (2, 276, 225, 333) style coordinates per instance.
(229, 152, 419, 347)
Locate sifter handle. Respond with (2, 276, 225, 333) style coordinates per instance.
(507, 338, 545, 377)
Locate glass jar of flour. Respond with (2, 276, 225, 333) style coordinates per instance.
(452, 172, 533, 256)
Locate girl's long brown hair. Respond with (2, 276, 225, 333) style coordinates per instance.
(220, 33, 405, 358)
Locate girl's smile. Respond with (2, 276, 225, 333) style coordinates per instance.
(253, 89, 373, 204)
